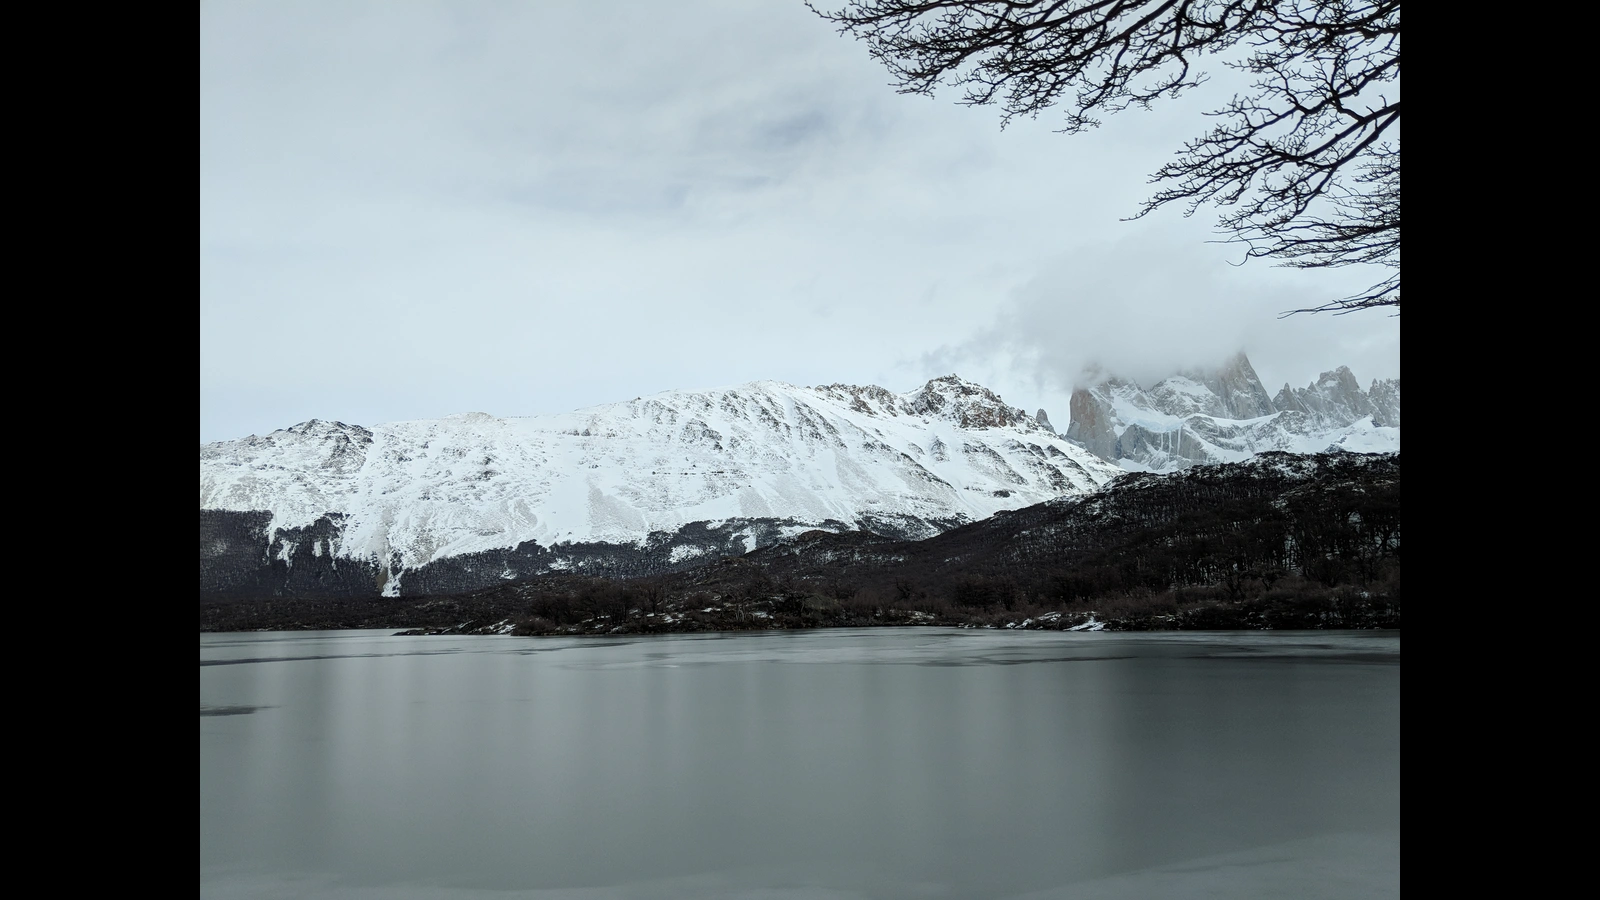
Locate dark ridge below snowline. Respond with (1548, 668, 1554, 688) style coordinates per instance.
(201, 510, 968, 604)
(201, 451, 1399, 635)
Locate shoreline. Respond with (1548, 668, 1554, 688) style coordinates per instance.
(203, 591, 1398, 636)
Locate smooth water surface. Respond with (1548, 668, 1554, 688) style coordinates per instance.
(200, 628, 1399, 899)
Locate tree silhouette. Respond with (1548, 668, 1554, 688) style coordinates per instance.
(810, 0, 1400, 313)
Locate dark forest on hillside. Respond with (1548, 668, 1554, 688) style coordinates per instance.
(200, 452, 1398, 633)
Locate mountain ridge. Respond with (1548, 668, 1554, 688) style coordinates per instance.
(201, 360, 1398, 603)
(1065, 353, 1399, 471)
(202, 375, 1122, 598)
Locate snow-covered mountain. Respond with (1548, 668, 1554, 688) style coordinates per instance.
(1065, 353, 1400, 472)
(201, 376, 1122, 597)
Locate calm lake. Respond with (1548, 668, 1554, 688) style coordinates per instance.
(200, 628, 1399, 899)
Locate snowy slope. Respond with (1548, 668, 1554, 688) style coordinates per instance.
(1065, 354, 1400, 472)
(201, 376, 1122, 592)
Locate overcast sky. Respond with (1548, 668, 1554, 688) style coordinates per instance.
(200, 0, 1399, 443)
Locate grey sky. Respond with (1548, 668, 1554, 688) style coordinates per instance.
(200, 0, 1399, 443)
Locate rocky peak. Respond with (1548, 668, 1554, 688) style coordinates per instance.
(1272, 383, 1304, 414)
(280, 419, 374, 441)
(1319, 366, 1362, 396)
(813, 383, 902, 418)
(1203, 352, 1278, 419)
(1155, 353, 1276, 420)
(1368, 378, 1401, 428)
(1065, 388, 1118, 461)
(1276, 366, 1376, 428)
(203, 419, 375, 479)
(903, 375, 1031, 429)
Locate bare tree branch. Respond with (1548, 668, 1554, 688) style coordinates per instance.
(810, 0, 1400, 313)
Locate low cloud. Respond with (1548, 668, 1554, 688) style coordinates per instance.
(933, 221, 1400, 404)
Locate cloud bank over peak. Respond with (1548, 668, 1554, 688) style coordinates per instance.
(931, 223, 1399, 404)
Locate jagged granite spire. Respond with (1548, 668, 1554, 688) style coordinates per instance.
(1066, 354, 1398, 471)
(1199, 352, 1278, 420)
(1273, 367, 1380, 430)
(1368, 378, 1401, 428)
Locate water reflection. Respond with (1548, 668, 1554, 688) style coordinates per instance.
(201, 629, 1398, 899)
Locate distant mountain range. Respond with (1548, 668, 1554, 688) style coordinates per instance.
(200, 357, 1398, 602)
(1065, 353, 1399, 471)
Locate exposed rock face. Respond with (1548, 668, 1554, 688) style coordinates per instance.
(1368, 379, 1401, 428)
(1067, 377, 1130, 462)
(1035, 409, 1055, 433)
(1271, 366, 1369, 429)
(1066, 354, 1400, 472)
(899, 375, 1033, 429)
(201, 376, 1121, 601)
(1198, 352, 1280, 420)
